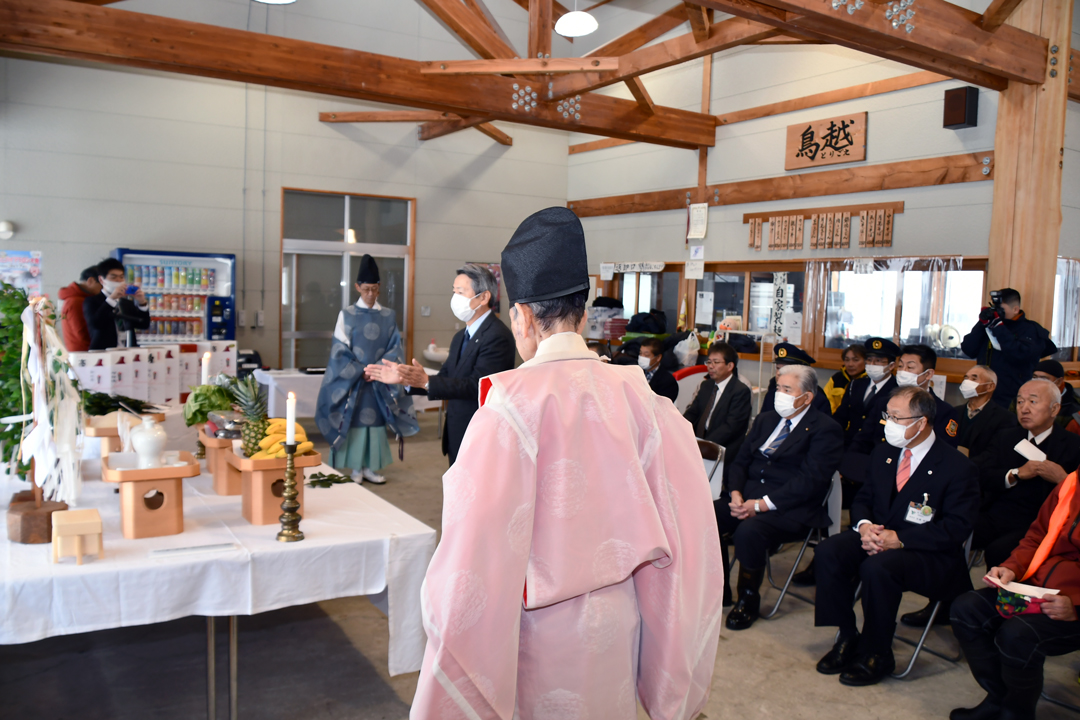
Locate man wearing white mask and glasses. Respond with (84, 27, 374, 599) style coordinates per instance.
(366, 263, 515, 465)
(953, 365, 1016, 461)
(814, 387, 979, 687)
(718, 364, 843, 631)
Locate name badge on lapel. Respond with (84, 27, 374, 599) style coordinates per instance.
(905, 493, 934, 525)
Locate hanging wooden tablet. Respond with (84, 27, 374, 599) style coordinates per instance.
(824, 212, 834, 248)
(795, 215, 804, 249)
(858, 210, 868, 247)
(883, 209, 894, 247)
(841, 212, 851, 248)
(866, 209, 877, 246)
(749, 218, 755, 248)
(810, 214, 819, 249)
(875, 209, 886, 248)
(766, 217, 772, 249)
(833, 213, 843, 250)
(754, 218, 762, 250)
(788, 215, 797, 248)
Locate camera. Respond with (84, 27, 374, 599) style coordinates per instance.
(988, 290, 1003, 312)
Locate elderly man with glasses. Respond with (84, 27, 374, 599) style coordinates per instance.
(813, 387, 979, 686)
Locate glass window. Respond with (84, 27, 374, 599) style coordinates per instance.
(283, 190, 345, 241)
(899, 270, 984, 359)
(824, 270, 900, 349)
(1052, 258, 1080, 357)
(698, 272, 746, 331)
(620, 273, 637, 319)
(348, 196, 409, 246)
(748, 271, 804, 333)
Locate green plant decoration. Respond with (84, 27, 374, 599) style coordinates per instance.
(0, 283, 31, 480)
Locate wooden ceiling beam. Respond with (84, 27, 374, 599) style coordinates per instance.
(685, 2, 712, 42)
(417, 0, 518, 59)
(584, 4, 688, 57)
(507, 0, 570, 22)
(528, 0, 553, 59)
(0, 0, 716, 149)
(476, 122, 513, 145)
(321, 111, 458, 122)
(979, 0, 1026, 32)
(418, 116, 490, 140)
(625, 77, 656, 115)
(697, 0, 1046, 86)
(552, 16, 778, 100)
(420, 57, 618, 74)
(463, 0, 517, 51)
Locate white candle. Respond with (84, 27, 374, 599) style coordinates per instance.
(201, 352, 211, 385)
(286, 392, 296, 444)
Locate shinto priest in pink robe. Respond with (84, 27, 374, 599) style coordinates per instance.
(411, 207, 725, 720)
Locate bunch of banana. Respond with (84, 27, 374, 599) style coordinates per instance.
(249, 418, 314, 459)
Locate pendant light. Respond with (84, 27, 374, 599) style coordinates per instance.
(555, 0, 598, 38)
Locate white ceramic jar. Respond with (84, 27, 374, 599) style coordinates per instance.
(131, 416, 167, 469)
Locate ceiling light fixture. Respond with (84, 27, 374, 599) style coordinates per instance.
(555, 0, 598, 37)
(253, 0, 297, 5)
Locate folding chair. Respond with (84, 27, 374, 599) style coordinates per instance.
(697, 439, 725, 502)
(1041, 690, 1080, 713)
(762, 473, 842, 619)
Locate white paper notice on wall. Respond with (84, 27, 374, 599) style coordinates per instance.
(689, 245, 705, 260)
(687, 203, 708, 240)
(781, 312, 803, 345)
(685, 260, 704, 280)
(600, 263, 615, 281)
(853, 258, 874, 275)
(695, 291, 714, 326)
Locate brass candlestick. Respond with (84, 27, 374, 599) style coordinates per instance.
(276, 441, 304, 542)
(195, 438, 206, 460)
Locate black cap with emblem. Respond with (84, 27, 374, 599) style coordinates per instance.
(773, 343, 815, 366)
(356, 254, 380, 284)
(501, 207, 591, 306)
(863, 337, 900, 361)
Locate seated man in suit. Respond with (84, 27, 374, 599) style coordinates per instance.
(638, 337, 678, 402)
(683, 341, 752, 466)
(758, 343, 830, 415)
(834, 337, 900, 450)
(977, 378, 1080, 570)
(719, 364, 843, 630)
(1033, 359, 1080, 432)
(366, 263, 516, 465)
(814, 387, 979, 686)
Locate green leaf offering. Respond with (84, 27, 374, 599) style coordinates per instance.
(306, 471, 354, 488)
(183, 384, 236, 427)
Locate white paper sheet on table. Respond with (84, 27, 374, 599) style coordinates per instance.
(0, 461, 436, 677)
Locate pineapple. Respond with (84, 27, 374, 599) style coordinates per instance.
(233, 375, 269, 458)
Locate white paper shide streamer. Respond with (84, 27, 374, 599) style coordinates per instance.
(20, 300, 84, 506)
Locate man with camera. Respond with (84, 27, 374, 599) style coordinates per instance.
(961, 288, 1055, 407)
(84, 258, 151, 349)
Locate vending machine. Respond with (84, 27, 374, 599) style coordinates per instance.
(111, 249, 236, 342)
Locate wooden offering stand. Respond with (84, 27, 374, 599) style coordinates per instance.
(85, 411, 167, 458)
(198, 426, 240, 496)
(52, 508, 104, 565)
(102, 451, 200, 539)
(7, 460, 68, 544)
(224, 448, 321, 526)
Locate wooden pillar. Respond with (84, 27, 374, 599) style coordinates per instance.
(987, 0, 1072, 327)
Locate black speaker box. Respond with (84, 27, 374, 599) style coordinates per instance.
(944, 86, 979, 129)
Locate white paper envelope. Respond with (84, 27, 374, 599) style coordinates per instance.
(1014, 438, 1047, 462)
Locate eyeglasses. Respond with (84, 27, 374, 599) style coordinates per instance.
(704, 360, 729, 367)
(882, 412, 923, 423)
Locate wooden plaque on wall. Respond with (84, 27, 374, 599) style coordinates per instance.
(785, 112, 868, 171)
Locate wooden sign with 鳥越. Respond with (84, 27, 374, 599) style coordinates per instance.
(785, 112, 867, 171)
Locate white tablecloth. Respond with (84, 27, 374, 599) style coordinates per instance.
(253, 370, 325, 418)
(1, 460, 437, 676)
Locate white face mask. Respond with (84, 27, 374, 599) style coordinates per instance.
(895, 369, 926, 388)
(774, 391, 802, 418)
(959, 379, 982, 399)
(451, 293, 478, 323)
(638, 355, 653, 370)
(884, 418, 920, 448)
(865, 363, 891, 383)
(101, 279, 123, 295)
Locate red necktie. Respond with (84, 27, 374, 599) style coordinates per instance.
(896, 449, 912, 492)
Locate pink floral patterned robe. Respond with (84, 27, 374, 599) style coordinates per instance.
(412, 332, 725, 720)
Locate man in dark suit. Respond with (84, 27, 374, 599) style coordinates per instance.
(683, 341, 752, 473)
(954, 365, 1017, 464)
(814, 387, 979, 686)
(758, 343, 830, 415)
(638, 337, 678, 402)
(977, 378, 1080, 568)
(718, 364, 843, 630)
(834, 337, 900, 450)
(84, 257, 151, 350)
(366, 264, 516, 465)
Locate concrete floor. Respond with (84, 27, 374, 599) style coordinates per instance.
(4, 411, 1080, 719)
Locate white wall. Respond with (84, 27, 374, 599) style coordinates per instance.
(0, 0, 569, 367)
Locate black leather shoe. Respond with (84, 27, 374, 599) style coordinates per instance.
(839, 653, 896, 686)
(725, 566, 764, 630)
(949, 697, 1002, 720)
(901, 600, 950, 627)
(791, 563, 816, 587)
(816, 632, 860, 675)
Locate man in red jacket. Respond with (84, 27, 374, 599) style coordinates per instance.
(58, 265, 101, 352)
(950, 473, 1080, 720)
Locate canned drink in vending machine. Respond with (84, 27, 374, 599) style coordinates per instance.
(158, 267, 165, 288)
(127, 266, 135, 283)
(193, 320, 202, 337)
(207, 269, 215, 291)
